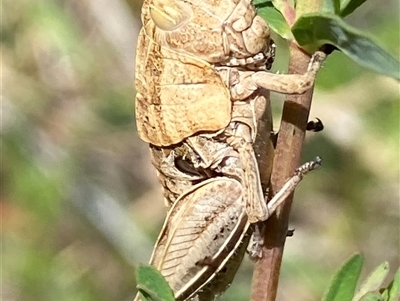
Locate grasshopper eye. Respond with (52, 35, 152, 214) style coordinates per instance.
(149, 0, 192, 31)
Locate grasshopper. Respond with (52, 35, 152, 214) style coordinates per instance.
(135, 0, 326, 222)
(134, 0, 326, 299)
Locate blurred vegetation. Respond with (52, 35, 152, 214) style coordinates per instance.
(2, 0, 399, 301)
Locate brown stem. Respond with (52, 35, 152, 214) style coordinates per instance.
(250, 44, 317, 301)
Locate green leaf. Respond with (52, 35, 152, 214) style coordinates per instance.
(321, 0, 340, 14)
(340, 0, 369, 17)
(353, 262, 389, 301)
(256, 2, 292, 39)
(272, 0, 295, 13)
(292, 13, 400, 80)
(382, 268, 400, 301)
(253, 0, 273, 5)
(321, 253, 365, 301)
(359, 292, 384, 301)
(135, 264, 175, 301)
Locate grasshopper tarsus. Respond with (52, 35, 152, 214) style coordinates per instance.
(296, 157, 322, 176)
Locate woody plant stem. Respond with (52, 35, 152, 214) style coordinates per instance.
(250, 43, 320, 301)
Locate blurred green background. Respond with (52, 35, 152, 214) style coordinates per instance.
(2, 0, 399, 300)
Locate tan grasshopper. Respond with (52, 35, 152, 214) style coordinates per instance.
(134, 0, 326, 299)
(135, 0, 326, 222)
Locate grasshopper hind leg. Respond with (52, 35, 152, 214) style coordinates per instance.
(248, 157, 322, 259)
